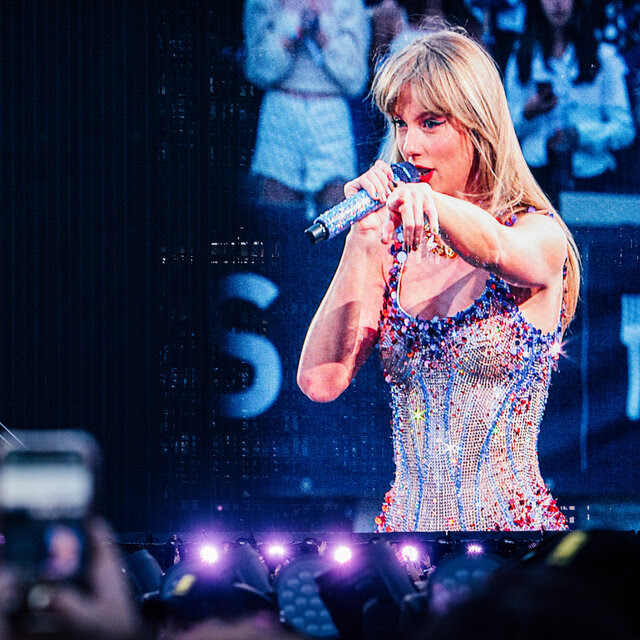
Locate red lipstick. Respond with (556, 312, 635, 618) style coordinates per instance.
(419, 169, 434, 183)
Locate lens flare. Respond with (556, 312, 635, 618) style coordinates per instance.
(267, 544, 286, 558)
(333, 545, 352, 564)
(401, 545, 419, 562)
(199, 545, 219, 564)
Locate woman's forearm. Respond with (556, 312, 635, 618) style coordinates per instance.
(297, 232, 383, 402)
(433, 191, 566, 290)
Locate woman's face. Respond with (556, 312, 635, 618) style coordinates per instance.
(392, 84, 475, 197)
(540, 0, 574, 30)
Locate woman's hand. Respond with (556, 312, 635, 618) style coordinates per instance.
(386, 181, 439, 252)
(343, 160, 396, 243)
(49, 518, 144, 640)
(343, 161, 440, 250)
(344, 159, 395, 200)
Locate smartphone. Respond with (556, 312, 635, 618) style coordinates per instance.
(0, 430, 100, 632)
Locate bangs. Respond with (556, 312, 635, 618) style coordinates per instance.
(373, 36, 469, 124)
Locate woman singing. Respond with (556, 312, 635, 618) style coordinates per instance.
(297, 25, 580, 532)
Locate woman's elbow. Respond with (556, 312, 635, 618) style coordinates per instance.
(297, 365, 349, 403)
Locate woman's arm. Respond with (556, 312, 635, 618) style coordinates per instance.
(315, 0, 370, 97)
(243, 0, 300, 89)
(297, 231, 386, 403)
(386, 183, 567, 290)
(298, 162, 395, 403)
(572, 43, 635, 155)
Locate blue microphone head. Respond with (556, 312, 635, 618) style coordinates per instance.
(391, 162, 420, 184)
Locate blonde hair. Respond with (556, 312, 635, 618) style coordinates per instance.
(371, 27, 580, 330)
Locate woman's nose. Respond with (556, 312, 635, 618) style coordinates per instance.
(401, 126, 421, 157)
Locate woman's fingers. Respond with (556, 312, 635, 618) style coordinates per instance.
(422, 183, 439, 236)
(387, 184, 436, 251)
(348, 167, 440, 249)
(404, 190, 425, 251)
(344, 160, 393, 201)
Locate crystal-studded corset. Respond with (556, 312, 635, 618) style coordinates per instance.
(376, 233, 567, 532)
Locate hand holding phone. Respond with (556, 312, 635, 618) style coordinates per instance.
(0, 430, 99, 634)
(50, 517, 144, 640)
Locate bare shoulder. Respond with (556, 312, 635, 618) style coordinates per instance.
(509, 210, 567, 258)
(509, 208, 565, 233)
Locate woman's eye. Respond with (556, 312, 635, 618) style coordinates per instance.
(392, 118, 406, 128)
(423, 118, 444, 129)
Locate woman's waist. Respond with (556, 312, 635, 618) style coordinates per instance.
(394, 450, 544, 484)
(391, 413, 544, 466)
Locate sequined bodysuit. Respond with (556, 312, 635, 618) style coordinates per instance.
(376, 231, 567, 532)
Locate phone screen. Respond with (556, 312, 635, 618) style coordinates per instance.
(0, 432, 98, 633)
(0, 451, 93, 518)
(0, 449, 93, 586)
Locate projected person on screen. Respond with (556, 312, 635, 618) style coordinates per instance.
(297, 24, 580, 532)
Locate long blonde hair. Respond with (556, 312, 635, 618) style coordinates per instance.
(371, 27, 580, 330)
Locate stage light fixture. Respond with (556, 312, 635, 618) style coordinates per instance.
(431, 535, 455, 564)
(150, 540, 276, 624)
(315, 539, 418, 640)
(300, 537, 322, 555)
(267, 544, 286, 559)
(332, 545, 352, 564)
(275, 554, 339, 639)
(260, 542, 292, 574)
(199, 545, 219, 565)
(466, 543, 483, 555)
(400, 545, 419, 563)
(497, 536, 518, 558)
(426, 547, 504, 616)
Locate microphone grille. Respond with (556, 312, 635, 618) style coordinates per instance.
(392, 162, 420, 183)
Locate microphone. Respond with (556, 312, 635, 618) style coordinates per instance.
(304, 162, 420, 244)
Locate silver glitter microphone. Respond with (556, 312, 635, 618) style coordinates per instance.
(304, 162, 420, 244)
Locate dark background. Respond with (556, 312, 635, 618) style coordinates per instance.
(2, 0, 639, 536)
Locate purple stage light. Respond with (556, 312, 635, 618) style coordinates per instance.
(199, 544, 219, 564)
(333, 545, 352, 564)
(401, 545, 419, 563)
(266, 544, 287, 559)
(466, 543, 483, 555)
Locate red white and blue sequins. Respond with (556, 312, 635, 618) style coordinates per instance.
(376, 223, 567, 533)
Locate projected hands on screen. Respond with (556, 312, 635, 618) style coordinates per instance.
(620, 294, 640, 421)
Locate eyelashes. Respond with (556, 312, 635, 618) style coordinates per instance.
(391, 117, 445, 130)
(422, 118, 445, 129)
